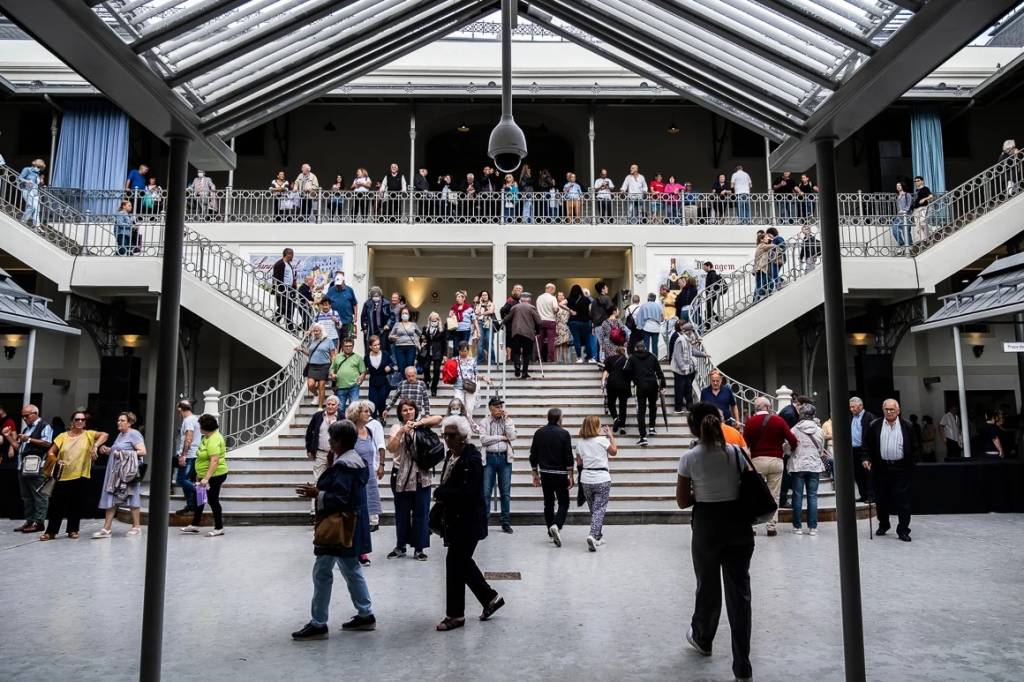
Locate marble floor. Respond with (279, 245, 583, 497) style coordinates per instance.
(2, 515, 1022, 681)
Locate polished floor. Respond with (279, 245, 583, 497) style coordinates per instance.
(2, 515, 1022, 681)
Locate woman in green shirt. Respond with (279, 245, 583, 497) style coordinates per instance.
(180, 414, 229, 537)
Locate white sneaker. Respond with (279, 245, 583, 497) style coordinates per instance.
(206, 528, 225, 537)
(808, 528, 818, 536)
(179, 525, 200, 534)
(792, 527, 805, 535)
(549, 524, 562, 547)
(686, 627, 712, 656)
(91, 529, 111, 539)
(576, 358, 585, 364)
(309, 399, 320, 406)
(595, 538, 606, 547)
(586, 535, 597, 552)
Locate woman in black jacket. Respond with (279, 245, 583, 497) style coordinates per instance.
(365, 335, 396, 421)
(566, 284, 594, 363)
(292, 419, 375, 640)
(421, 311, 448, 397)
(603, 346, 631, 434)
(433, 416, 504, 631)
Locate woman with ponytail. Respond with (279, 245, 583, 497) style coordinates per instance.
(676, 401, 755, 682)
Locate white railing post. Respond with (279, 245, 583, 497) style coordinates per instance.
(775, 384, 793, 411)
(203, 386, 222, 418)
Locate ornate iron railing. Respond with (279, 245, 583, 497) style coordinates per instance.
(219, 350, 307, 449)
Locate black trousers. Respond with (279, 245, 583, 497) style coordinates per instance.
(705, 294, 719, 323)
(636, 387, 659, 438)
(46, 477, 91, 536)
(690, 501, 754, 680)
(673, 371, 696, 411)
(874, 461, 912, 535)
(192, 473, 227, 529)
(607, 388, 629, 429)
(945, 438, 962, 459)
(422, 356, 443, 395)
(851, 446, 873, 500)
(540, 472, 570, 529)
(445, 538, 497, 619)
(511, 334, 533, 377)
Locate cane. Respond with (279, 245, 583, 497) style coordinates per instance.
(533, 335, 546, 378)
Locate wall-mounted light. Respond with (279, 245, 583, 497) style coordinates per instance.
(972, 345, 985, 358)
(3, 346, 14, 360)
(456, 122, 470, 133)
(118, 334, 147, 348)
(848, 333, 873, 346)
(3, 333, 25, 347)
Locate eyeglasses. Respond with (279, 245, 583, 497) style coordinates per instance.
(73, 417, 86, 422)
(441, 432, 461, 440)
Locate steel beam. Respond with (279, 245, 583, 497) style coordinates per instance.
(815, 136, 867, 682)
(0, 0, 234, 170)
(131, 0, 253, 54)
(166, 0, 358, 87)
(139, 134, 189, 682)
(645, 0, 837, 90)
(757, 0, 878, 55)
(772, 0, 1020, 170)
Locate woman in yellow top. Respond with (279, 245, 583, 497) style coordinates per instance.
(180, 414, 229, 537)
(41, 410, 108, 541)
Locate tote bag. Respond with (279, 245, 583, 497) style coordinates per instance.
(731, 445, 778, 525)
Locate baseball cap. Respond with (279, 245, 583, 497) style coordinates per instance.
(488, 396, 505, 407)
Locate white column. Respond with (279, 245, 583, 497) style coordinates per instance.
(952, 325, 972, 458)
(409, 110, 416, 220)
(352, 240, 370, 348)
(22, 329, 37, 406)
(588, 112, 596, 222)
(492, 241, 508, 302)
(775, 384, 793, 411)
(203, 387, 221, 418)
(764, 136, 775, 225)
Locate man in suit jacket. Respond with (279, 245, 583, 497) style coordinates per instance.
(271, 248, 297, 331)
(862, 399, 919, 541)
(849, 397, 876, 502)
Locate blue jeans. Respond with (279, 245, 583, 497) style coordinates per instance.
(736, 194, 751, 223)
(177, 457, 196, 509)
(310, 554, 373, 626)
(483, 452, 512, 525)
(521, 197, 534, 224)
(452, 329, 471, 355)
(568, 320, 593, 360)
(753, 272, 768, 302)
(476, 325, 496, 364)
(336, 385, 360, 412)
(644, 330, 659, 356)
(891, 215, 911, 246)
(393, 345, 417, 374)
(115, 226, 133, 256)
(790, 471, 820, 529)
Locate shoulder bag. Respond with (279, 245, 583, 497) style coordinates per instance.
(411, 427, 446, 470)
(313, 511, 357, 548)
(447, 311, 460, 331)
(36, 460, 64, 498)
(731, 444, 777, 525)
(302, 337, 327, 378)
(459, 361, 477, 394)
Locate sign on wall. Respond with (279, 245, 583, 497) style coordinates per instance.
(647, 253, 746, 295)
(246, 251, 345, 292)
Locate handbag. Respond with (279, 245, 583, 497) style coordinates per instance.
(732, 445, 778, 525)
(459, 362, 477, 394)
(313, 511, 357, 548)
(302, 337, 327, 377)
(446, 313, 459, 331)
(428, 501, 446, 538)
(195, 482, 208, 507)
(411, 428, 445, 470)
(36, 460, 64, 498)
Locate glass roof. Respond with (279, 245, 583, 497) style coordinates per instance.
(92, 0, 914, 141)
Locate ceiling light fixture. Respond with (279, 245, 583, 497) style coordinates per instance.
(667, 122, 680, 134)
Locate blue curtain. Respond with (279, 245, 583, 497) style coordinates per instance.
(51, 100, 129, 215)
(910, 107, 946, 194)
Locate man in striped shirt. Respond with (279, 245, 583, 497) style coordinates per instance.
(383, 367, 431, 421)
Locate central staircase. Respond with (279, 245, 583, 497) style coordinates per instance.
(148, 363, 849, 526)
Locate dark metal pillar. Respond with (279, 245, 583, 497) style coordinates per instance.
(140, 134, 190, 682)
(1015, 313, 1024, 413)
(815, 136, 866, 682)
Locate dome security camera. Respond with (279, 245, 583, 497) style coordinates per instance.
(488, 114, 527, 174)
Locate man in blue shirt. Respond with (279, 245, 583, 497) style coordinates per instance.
(699, 370, 739, 426)
(849, 396, 875, 502)
(125, 164, 149, 192)
(326, 271, 358, 339)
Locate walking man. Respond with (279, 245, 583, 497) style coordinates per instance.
(849, 397, 876, 502)
(742, 396, 797, 536)
(702, 262, 722, 325)
(911, 176, 934, 243)
(635, 293, 664, 357)
(529, 408, 574, 546)
(175, 400, 202, 515)
(330, 337, 367, 412)
(2, 404, 52, 533)
(862, 399, 919, 541)
(535, 283, 559, 363)
(624, 340, 666, 447)
(272, 248, 297, 330)
(502, 291, 542, 379)
(479, 397, 517, 534)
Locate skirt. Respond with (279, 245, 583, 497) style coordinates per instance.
(98, 458, 142, 509)
(355, 435, 383, 515)
(307, 362, 330, 381)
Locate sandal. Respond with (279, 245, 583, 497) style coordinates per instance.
(91, 529, 112, 539)
(435, 617, 465, 632)
(126, 527, 142, 537)
(68, 532, 80, 539)
(39, 533, 53, 541)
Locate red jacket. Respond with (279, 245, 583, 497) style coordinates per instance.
(742, 412, 798, 459)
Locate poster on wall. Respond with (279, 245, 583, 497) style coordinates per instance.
(649, 255, 744, 294)
(247, 252, 345, 292)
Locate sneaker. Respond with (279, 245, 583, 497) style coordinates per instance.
(206, 529, 225, 537)
(291, 622, 329, 640)
(595, 538, 606, 547)
(413, 550, 429, 561)
(637, 438, 648, 447)
(359, 554, 371, 567)
(386, 547, 407, 559)
(586, 535, 597, 552)
(576, 358, 585, 364)
(808, 528, 818, 536)
(686, 627, 712, 656)
(618, 428, 626, 435)
(179, 525, 200, 534)
(549, 524, 562, 547)
(791, 527, 805, 535)
(673, 409, 685, 415)
(501, 524, 514, 534)
(648, 428, 657, 436)
(91, 529, 112, 539)
(341, 614, 376, 631)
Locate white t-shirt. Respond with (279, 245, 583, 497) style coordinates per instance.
(577, 436, 612, 484)
(536, 292, 559, 322)
(677, 443, 741, 502)
(730, 170, 752, 194)
(593, 177, 614, 198)
(179, 414, 201, 459)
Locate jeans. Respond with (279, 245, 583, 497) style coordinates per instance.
(736, 194, 751, 223)
(476, 325, 496, 365)
(891, 215, 911, 246)
(18, 471, 48, 523)
(394, 483, 431, 551)
(483, 452, 512, 525)
(445, 538, 498, 619)
(368, 381, 390, 421)
(690, 501, 754, 680)
(521, 197, 534, 224)
(753, 272, 768, 302)
(627, 198, 645, 224)
(115, 226, 133, 256)
(789, 471, 820, 529)
(540, 472, 570, 529)
(452, 329, 471, 356)
(21, 188, 40, 226)
(392, 345, 417, 374)
(310, 554, 373, 625)
(177, 457, 196, 509)
(336, 385, 360, 412)
(569, 320, 594, 360)
(643, 330, 659, 356)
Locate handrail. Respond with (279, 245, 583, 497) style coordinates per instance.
(219, 349, 307, 449)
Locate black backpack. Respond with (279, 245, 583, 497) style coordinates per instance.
(410, 427, 445, 470)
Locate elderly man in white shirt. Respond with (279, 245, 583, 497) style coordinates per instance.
(730, 165, 753, 224)
(621, 163, 648, 224)
(862, 399, 919, 541)
(535, 283, 560, 363)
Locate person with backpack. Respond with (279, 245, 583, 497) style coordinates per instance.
(670, 321, 707, 414)
(598, 307, 629, 361)
(502, 292, 543, 379)
(603, 346, 631, 434)
(623, 294, 642, 354)
(385, 400, 442, 561)
(789, 403, 827, 535)
(624, 341, 666, 447)
(589, 281, 617, 361)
